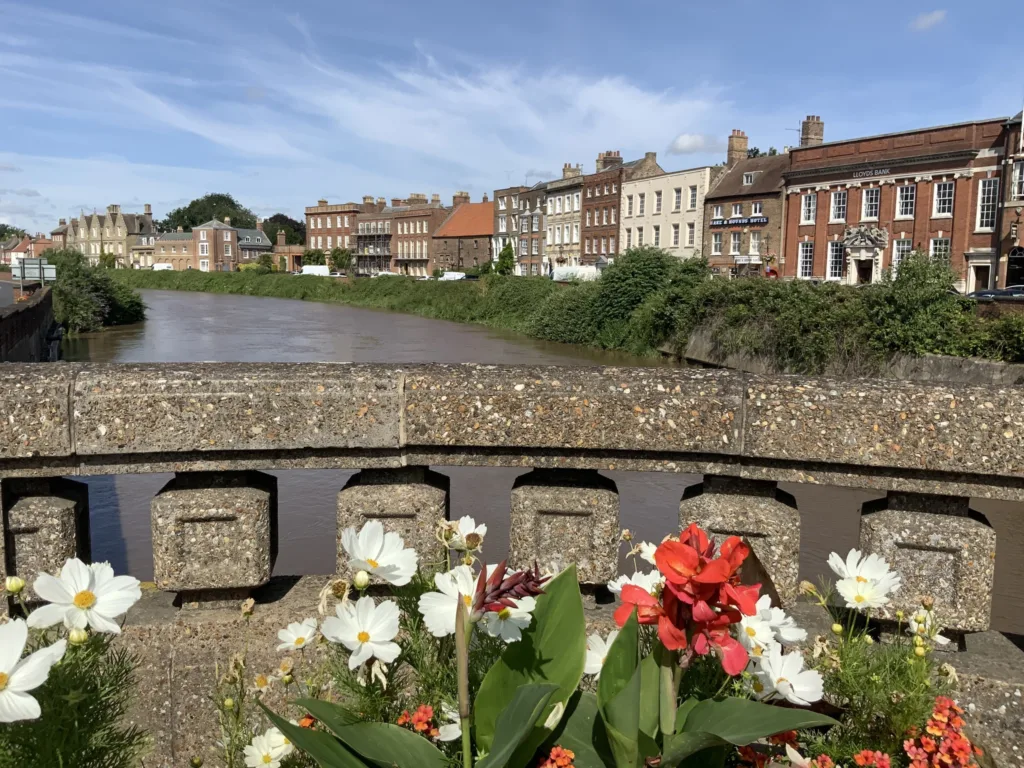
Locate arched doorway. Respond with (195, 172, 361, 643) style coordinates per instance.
(1008, 247, 1024, 287)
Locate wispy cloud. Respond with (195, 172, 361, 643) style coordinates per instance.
(910, 10, 946, 30)
(666, 133, 723, 155)
(0, 188, 40, 197)
(0, 164, 22, 173)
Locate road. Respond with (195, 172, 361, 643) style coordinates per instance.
(0, 279, 13, 308)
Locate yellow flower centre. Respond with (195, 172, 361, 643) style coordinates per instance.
(854, 594, 866, 603)
(464, 533, 482, 550)
(776, 677, 789, 686)
(262, 755, 273, 765)
(357, 631, 371, 643)
(73, 590, 97, 609)
(745, 626, 757, 637)
(293, 636, 306, 647)
(855, 576, 868, 583)
(462, 595, 472, 606)
(256, 675, 268, 688)
(498, 608, 511, 620)
(752, 646, 763, 657)
(366, 558, 379, 568)
(752, 681, 764, 693)
(0, 672, 8, 692)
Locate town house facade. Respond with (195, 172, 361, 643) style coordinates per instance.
(515, 183, 547, 275)
(392, 193, 451, 276)
(306, 199, 360, 253)
(493, 186, 528, 263)
(545, 165, 583, 267)
(1000, 111, 1024, 286)
(152, 218, 271, 271)
(63, 204, 157, 266)
(622, 162, 714, 261)
(433, 200, 494, 271)
(782, 117, 1007, 291)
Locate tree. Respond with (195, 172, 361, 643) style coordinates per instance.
(98, 252, 117, 269)
(258, 253, 274, 272)
(303, 248, 326, 265)
(329, 247, 352, 273)
(747, 147, 763, 159)
(158, 193, 257, 232)
(263, 213, 306, 246)
(0, 223, 27, 242)
(278, 255, 287, 272)
(495, 242, 515, 276)
(767, 147, 779, 156)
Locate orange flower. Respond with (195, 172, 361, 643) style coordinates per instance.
(538, 745, 576, 767)
(396, 710, 411, 726)
(411, 704, 434, 733)
(298, 714, 316, 729)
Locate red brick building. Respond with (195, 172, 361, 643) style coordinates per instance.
(1000, 111, 1024, 286)
(433, 200, 494, 271)
(305, 199, 360, 253)
(782, 117, 1007, 291)
(392, 193, 452, 276)
(582, 151, 664, 264)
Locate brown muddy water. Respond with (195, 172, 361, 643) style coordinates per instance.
(63, 290, 1024, 635)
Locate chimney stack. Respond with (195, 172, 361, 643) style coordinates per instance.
(362, 195, 374, 205)
(452, 191, 470, 206)
(256, 218, 263, 232)
(318, 199, 328, 206)
(276, 229, 286, 247)
(391, 197, 406, 207)
(144, 204, 152, 215)
(596, 150, 624, 172)
(59, 218, 66, 225)
(430, 193, 440, 204)
(482, 193, 489, 202)
(376, 197, 386, 207)
(107, 204, 120, 214)
(224, 216, 231, 225)
(561, 163, 582, 179)
(408, 192, 428, 204)
(177, 226, 183, 233)
(727, 129, 749, 168)
(800, 115, 824, 147)
(644, 151, 656, 162)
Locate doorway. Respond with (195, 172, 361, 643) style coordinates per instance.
(855, 259, 873, 284)
(971, 264, 991, 292)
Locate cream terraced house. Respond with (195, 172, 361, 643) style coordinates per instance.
(63, 204, 157, 267)
(545, 163, 584, 267)
(620, 166, 717, 260)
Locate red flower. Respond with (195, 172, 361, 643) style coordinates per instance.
(411, 704, 434, 733)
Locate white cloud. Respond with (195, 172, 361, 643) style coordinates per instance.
(0, 164, 23, 173)
(0, 188, 41, 197)
(910, 10, 946, 30)
(667, 133, 722, 155)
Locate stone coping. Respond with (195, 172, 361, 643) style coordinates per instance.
(1, 362, 1022, 497)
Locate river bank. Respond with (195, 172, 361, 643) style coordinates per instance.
(110, 248, 1024, 375)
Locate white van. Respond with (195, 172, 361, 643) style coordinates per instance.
(300, 265, 330, 277)
(153, 263, 174, 271)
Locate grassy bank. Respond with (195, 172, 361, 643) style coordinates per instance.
(110, 248, 1024, 374)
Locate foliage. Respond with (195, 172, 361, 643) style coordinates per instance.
(329, 248, 352, 273)
(0, 223, 27, 241)
(496, 243, 516, 276)
(263, 213, 307, 246)
(46, 248, 145, 333)
(0, 634, 149, 768)
(159, 193, 257, 232)
(279, 255, 287, 272)
(303, 248, 327, 266)
(259, 252, 275, 272)
(97, 251, 117, 269)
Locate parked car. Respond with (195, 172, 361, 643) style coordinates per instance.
(372, 271, 399, 277)
(967, 287, 1024, 299)
(153, 263, 173, 271)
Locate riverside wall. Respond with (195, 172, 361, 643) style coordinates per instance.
(0, 287, 58, 362)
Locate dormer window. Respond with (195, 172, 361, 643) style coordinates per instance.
(743, 173, 755, 185)
(200, 231, 207, 241)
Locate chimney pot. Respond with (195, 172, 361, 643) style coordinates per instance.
(59, 218, 66, 225)
(276, 229, 286, 246)
(482, 193, 489, 202)
(800, 114, 825, 147)
(431, 193, 440, 203)
(224, 216, 231, 225)
(144, 203, 152, 215)
(318, 199, 328, 206)
(727, 129, 749, 168)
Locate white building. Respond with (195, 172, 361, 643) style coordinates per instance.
(620, 166, 717, 259)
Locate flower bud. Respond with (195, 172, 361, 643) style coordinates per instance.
(620, 529, 633, 542)
(281, 673, 294, 685)
(831, 623, 844, 636)
(190, 758, 204, 768)
(799, 580, 817, 596)
(240, 597, 255, 617)
(920, 596, 934, 611)
(68, 627, 89, 645)
(913, 635, 924, 648)
(914, 646, 926, 657)
(353, 570, 370, 590)
(863, 635, 874, 645)
(222, 697, 235, 710)
(4, 576, 25, 595)
(895, 609, 904, 620)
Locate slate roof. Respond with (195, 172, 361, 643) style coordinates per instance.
(236, 228, 272, 247)
(705, 154, 790, 201)
(194, 219, 236, 230)
(156, 231, 194, 241)
(433, 202, 495, 238)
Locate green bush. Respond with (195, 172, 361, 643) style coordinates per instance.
(46, 249, 146, 333)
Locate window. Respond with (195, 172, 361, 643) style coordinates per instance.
(555, 197, 562, 214)
(731, 203, 742, 217)
(499, 215, 507, 233)
(752, 201, 763, 215)
(604, 183, 609, 194)
(573, 193, 580, 211)
(827, 241, 843, 280)
(498, 196, 507, 210)
(688, 186, 697, 210)
(511, 195, 518, 209)
(713, 204, 723, 219)
(601, 237, 607, 254)
(224, 243, 232, 257)
(520, 217, 528, 233)
(317, 236, 323, 249)
(798, 242, 814, 278)
(638, 193, 646, 215)
(532, 239, 539, 255)
(892, 239, 912, 270)
(730, 232, 741, 255)
(711, 232, 722, 255)
(655, 191, 663, 213)
(861, 188, 880, 220)
(586, 187, 592, 198)
(585, 238, 591, 255)
(687, 223, 695, 246)
(547, 199, 554, 216)
(572, 223, 579, 243)
(612, 183, 617, 193)
(586, 210, 592, 226)
(547, 226, 553, 244)
(930, 238, 951, 263)
(222, 231, 230, 242)
(896, 184, 916, 218)
(345, 215, 349, 227)
(626, 229, 632, 248)
(743, 172, 755, 185)
(653, 225, 661, 246)
(976, 177, 998, 230)
(1014, 163, 1024, 200)
(672, 223, 680, 246)
(800, 193, 816, 224)
(245, 236, 252, 243)
(200, 230, 207, 241)
(532, 214, 539, 232)
(563, 224, 571, 244)
(200, 259, 209, 272)
(520, 238, 527, 256)
(594, 186, 600, 197)
(932, 181, 954, 217)
(602, 208, 608, 225)
(611, 207, 616, 224)
(750, 231, 761, 255)
(327, 236, 332, 249)
(830, 190, 847, 222)
(627, 195, 634, 216)
(610, 237, 616, 253)
(637, 227, 645, 246)
(674, 188, 682, 211)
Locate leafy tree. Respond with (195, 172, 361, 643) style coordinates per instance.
(495, 242, 515, 275)
(432, 268, 443, 278)
(329, 247, 352, 272)
(278, 255, 287, 272)
(747, 147, 762, 158)
(45, 248, 145, 333)
(258, 252, 274, 272)
(158, 193, 257, 232)
(303, 248, 326, 265)
(98, 251, 117, 269)
(0, 223, 27, 241)
(767, 147, 779, 156)
(263, 213, 306, 245)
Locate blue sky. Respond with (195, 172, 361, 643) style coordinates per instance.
(1, 0, 1020, 233)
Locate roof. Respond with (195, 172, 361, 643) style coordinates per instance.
(1, 237, 20, 250)
(50, 224, 69, 235)
(705, 154, 789, 201)
(1008, 111, 1022, 126)
(236, 228, 272, 246)
(433, 202, 495, 238)
(194, 219, 236, 230)
(156, 231, 194, 241)
(798, 116, 1008, 152)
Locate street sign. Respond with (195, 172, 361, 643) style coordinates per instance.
(12, 258, 57, 285)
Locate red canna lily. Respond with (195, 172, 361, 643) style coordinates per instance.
(615, 585, 689, 650)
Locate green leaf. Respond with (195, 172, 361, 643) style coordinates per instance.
(545, 692, 615, 768)
(475, 566, 587, 757)
(596, 612, 641, 768)
(596, 611, 638, 712)
(638, 653, 660, 739)
(259, 702, 370, 768)
(673, 697, 699, 733)
(293, 698, 364, 732)
(477, 683, 559, 768)
(325, 722, 448, 768)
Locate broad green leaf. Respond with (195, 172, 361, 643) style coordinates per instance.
(475, 566, 587, 756)
(477, 683, 559, 768)
(597, 613, 640, 768)
(638, 653, 660, 739)
(293, 698, 363, 733)
(259, 702, 369, 768)
(673, 697, 699, 733)
(325, 722, 448, 768)
(661, 731, 730, 767)
(596, 612, 638, 712)
(545, 692, 615, 768)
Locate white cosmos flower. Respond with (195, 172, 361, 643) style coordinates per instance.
(908, 610, 950, 646)
(449, 516, 487, 552)
(828, 549, 901, 597)
(836, 577, 890, 610)
(341, 520, 418, 586)
(738, 610, 778, 660)
(751, 594, 808, 645)
(28, 559, 141, 635)
(637, 542, 657, 565)
(417, 565, 478, 638)
(321, 596, 401, 669)
(437, 704, 462, 742)
(277, 618, 318, 652)
(584, 630, 619, 678)
(481, 596, 536, 643)
(0, 620, 67, 723)
(266, 725, 296, 759)
(244, 732, 282, 768)
(754, 646, 823, 707)
(607, 569, 663, 597)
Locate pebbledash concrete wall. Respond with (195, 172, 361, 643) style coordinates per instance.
(0, 287, 58, 362)
(1, 362, 1023, 765)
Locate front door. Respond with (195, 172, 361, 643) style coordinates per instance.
(972, 264, 991, 292)
(855, 259, 873, 284)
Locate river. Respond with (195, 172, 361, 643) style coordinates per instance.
(63, 290, 1024, 636)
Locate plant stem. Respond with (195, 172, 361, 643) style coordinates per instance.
(455, 601, 473, 768)
(658, 647, 678, 737)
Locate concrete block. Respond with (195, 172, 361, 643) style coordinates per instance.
(679, 475, 800, 605)
(0, 364, 74, 459)
(151, 471, 277, 603)
(509, 469, 619, 584)
(860, 492, 996, 632)
(1, 478, 90, 603)
(337, 467, 449, 576)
